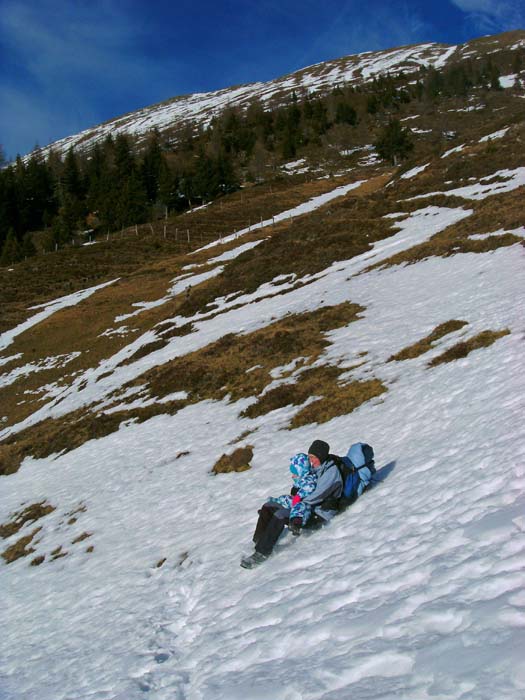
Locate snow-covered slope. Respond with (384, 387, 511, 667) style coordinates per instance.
(30, 42, 462, 161)
(2, 166, 525, 698)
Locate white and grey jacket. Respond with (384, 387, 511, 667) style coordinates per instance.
(302, 456, 343, 521)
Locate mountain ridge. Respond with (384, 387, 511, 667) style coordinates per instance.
(29, 29, 525, 160)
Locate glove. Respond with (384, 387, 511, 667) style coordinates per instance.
(291, 494, 301, 507)
(289, 518, 302, 536)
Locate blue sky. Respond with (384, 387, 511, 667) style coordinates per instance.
(1, 0, 523, 159)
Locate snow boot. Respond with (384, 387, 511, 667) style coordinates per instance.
(240, 551, 268, 569)
(289, 518, 302, 536)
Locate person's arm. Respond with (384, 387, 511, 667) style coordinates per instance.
(296, 473, 317, 499)
(302, 466, 341, 507)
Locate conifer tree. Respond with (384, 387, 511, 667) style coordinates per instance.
(374, 119, 414, 165)
(1, 228, 22, 265)
(141, 131, 163, 202)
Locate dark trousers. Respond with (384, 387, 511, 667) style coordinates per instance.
(253, 502, 290, 556)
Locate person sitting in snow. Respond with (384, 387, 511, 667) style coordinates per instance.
(258, 451, 317, 531)
(241, 439, 343, 569)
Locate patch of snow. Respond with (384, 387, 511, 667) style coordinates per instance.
(400, 163, 430, 179)
(0, 353, 22, 367)
(480, 127, 510, 142)
(408, 167, 525, 202)
(442, 144, 466, 158)
(448, 105, 484, 113)
(469, 226, 525, 241)
(499, 74, 518, 88)
(282, 159, 309, 174)
(0, 353, 81, 389)
(208, 239, 266, 264)
(99, 326, 130, 338)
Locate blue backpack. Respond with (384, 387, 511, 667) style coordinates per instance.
(336, 443, 376, 510)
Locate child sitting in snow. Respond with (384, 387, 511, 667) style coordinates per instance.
(242, 448, 324, 569)
(266, 452, 317, 533)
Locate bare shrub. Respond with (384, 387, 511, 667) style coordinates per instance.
(212, 446, 254, 474)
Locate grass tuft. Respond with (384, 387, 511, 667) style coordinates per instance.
(289, 378, 387, 429)
(1, 527, 41, 564)
(389, 320, 468, 361)
(428, 329, 510, 366)
(0, 502, 55, 539)
(212, 446, 254, 474)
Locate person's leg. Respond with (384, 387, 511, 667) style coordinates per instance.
(255, 507, 290, 556)
(252, 502, 280, 544)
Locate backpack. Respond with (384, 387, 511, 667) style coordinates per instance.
(335, 443, 376, 510)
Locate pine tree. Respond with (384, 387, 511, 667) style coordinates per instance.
(374, 119, 414, 165)
(62, 148, 83, 198)
(335, 101, 357, 126)
(1, 228, 22, 265)
(141, 131, 163, 202)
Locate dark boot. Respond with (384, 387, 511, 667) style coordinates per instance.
(240, 551, 268, 569)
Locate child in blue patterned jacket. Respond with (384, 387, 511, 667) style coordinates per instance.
(267, 452, 317, 532)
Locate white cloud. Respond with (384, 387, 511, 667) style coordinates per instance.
(450, 0, 525, 30)
(0, 0, 185, 157)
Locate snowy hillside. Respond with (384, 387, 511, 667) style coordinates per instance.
(2, 26, 525, 699)
(2, 151, 525, 698)
(28, 31, 525, 160)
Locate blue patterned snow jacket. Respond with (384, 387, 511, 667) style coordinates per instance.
(267, 453, 318, 525)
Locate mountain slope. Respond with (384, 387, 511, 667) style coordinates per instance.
(30, 30, 525, 160)
(1, 31, 525, 700)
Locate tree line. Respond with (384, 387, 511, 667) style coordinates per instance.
(0, 51, 515, 265)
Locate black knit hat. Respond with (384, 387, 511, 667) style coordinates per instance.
(308, 439, 330, 463)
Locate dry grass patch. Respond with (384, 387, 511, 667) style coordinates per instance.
(389, 320, 468, 361)
(0, 395, 189, 475)
(242, 366, 341, 419)
(428, 329, 510, 366)
(289, 378, 387, 429)
(71, 532, 92, 544)
(243, 364, 387, 428)
(148, 302, 364, 404)
(0, 501, 55, 538)
(212, 446, 253, 474)
(50, 545, 68, 561)
(2, 527, 41, 564)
